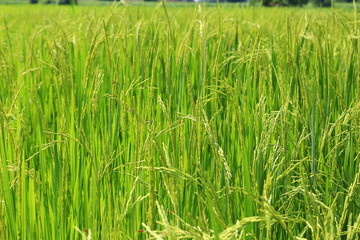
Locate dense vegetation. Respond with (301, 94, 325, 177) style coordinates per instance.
(28, 0, 360, 7)
(0, 4, 359, 240)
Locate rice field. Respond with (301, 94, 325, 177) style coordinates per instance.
(0, 4, 359, 240)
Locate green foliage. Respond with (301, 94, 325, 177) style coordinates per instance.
(262, 0, 309, 6)
(262, 0, 333, 7)
(0, 5, 359, 240)
(312, 0, 332, 6)
(28, 0, 78, 4)
(59, 0, 78, 4)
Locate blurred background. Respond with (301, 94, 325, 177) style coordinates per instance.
(1, 0, 359, 8)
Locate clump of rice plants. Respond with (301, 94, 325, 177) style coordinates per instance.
(0, 4, 359, 240)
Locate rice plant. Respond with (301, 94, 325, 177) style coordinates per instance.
(0, 4, 359, 240)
